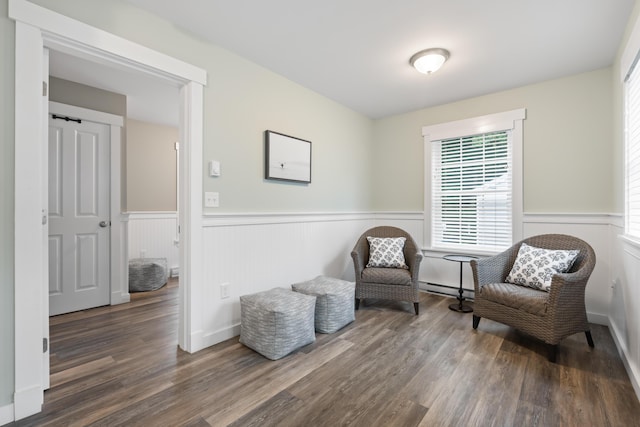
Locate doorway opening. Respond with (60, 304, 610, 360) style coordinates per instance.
(47, 48, 183, 317)
(12, 0, 207, 418)
(42, 42, 185, 390)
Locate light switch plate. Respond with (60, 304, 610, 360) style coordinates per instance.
(209, 160, 221, 177)
(204, 191, 219, 207)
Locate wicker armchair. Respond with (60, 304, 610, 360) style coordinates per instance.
(470, 234, 596, 362)
(351, 226, 423, 315)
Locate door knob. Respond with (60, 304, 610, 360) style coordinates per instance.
(99, 221, 109, 228)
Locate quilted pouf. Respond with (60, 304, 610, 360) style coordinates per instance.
(128, 258, 168, 292)
(239, 287, 316, 360)
(292, 275, 355, 333)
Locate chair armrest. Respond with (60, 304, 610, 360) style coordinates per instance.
(471, 248, 517, 292)
(407, 251, 423, 283)
(546, 267, 592, 306)
(351, 237, 369, 281)
(351, 250, 366, 279)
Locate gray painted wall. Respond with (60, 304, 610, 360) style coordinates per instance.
(372, 68, 614, 213)
(28, 0, 376, 215)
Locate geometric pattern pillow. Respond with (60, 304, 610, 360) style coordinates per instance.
(366, 237, 409, 269)
(505, 243, 579, 292)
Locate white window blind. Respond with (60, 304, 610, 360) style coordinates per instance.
(626, 62, 640, 239)
(432, 131, 512, 252)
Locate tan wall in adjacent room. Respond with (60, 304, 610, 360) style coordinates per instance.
(126, 118, 178, 212)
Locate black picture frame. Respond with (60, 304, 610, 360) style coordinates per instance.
(264, 130, 312, 183)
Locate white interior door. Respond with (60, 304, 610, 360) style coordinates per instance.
(48, 115, 110, 316)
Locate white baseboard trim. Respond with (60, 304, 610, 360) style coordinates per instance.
(187, 330, 205, 353)
(587, 312, 609, 326)
(13, 384, 42, 421)
(0, 403, 14, 425)
(111, 290, 130, 305)
(608, 318, 640, 402)
(201, 324, 241, 349)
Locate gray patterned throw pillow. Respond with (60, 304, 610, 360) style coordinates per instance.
(366, 236, 409, 269)
(505, 243, 579, 291)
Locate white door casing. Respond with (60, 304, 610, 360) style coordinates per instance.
(11, 0, 206, 421)
(41, 48, 50, 391)
(48, 115, 110, 316)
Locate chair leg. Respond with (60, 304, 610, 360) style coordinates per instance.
(548, 344, 558, 363)
(472, 315, 480, 329)
(355, 298, 360, 310)
(585, 330, 595, 348)
(414, 302, 419, 315)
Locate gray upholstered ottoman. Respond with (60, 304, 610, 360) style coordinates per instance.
(292, 275, 355, 333)
(239, 287, 316, 360)
(128, 258, 168, 292)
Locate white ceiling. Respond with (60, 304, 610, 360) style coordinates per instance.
(124, 0, 635, 119)
(52, 1, 636, 123)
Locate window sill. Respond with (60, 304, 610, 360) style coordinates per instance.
(421, 247, 500, 259)
(620, 234, 640, 252)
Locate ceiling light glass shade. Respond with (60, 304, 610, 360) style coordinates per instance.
(410, 48, 450, 74)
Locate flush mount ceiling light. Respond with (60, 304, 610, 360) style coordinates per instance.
(410, 48, 450, 74)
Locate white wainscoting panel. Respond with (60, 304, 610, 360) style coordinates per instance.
(127, 212, 179, 274)
(195, 211, 615, 340)
(197, 212, 425, 348)
(523, 213, 614, 324)
(612, 224, 640, 398)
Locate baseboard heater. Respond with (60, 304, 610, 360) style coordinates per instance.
(421, 281, 475, 301)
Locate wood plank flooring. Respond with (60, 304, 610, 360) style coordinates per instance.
(11, 279, 640, 426)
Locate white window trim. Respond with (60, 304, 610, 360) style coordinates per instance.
(422, 108, 526, 255)
(622, 11, 640, 250)
(621, 12, 640, 83)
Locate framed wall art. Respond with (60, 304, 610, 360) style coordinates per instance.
(264, 130, 312, 183)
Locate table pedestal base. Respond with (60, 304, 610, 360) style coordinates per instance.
(443, 254, 478, 315)
(449, 302, 473, 313)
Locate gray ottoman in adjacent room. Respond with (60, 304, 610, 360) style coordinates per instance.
(292, 275, 355, 333)
(128, 258, 168, 292)
(239, 287, 317, 360)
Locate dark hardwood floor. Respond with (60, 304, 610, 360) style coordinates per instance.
(10, 279, 640, 426)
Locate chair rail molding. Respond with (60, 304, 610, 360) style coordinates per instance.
(523, 212, 622, 225)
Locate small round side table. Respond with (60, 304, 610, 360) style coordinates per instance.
(443, 254, 478, 313)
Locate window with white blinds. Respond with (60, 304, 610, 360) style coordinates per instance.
(422, 108, 525, 254)
(432, 131, 513, 252)
(625, 61, 640, 240)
